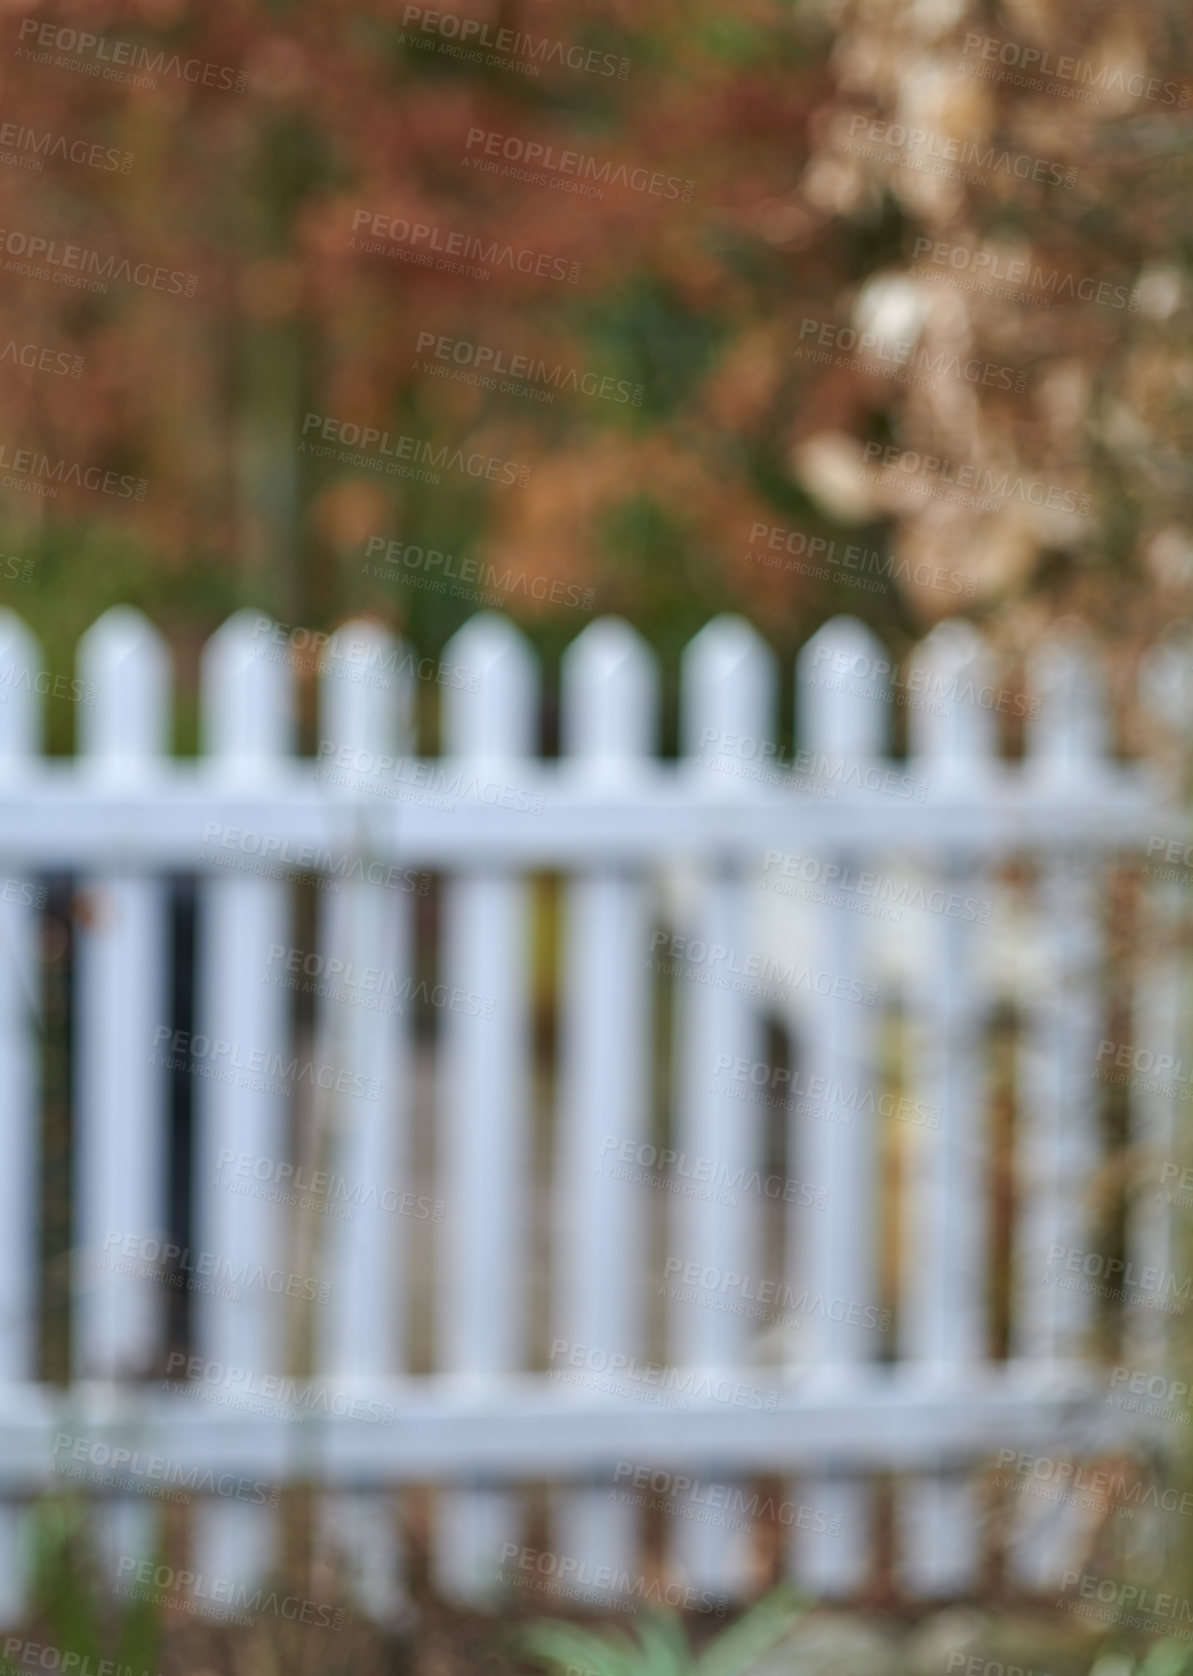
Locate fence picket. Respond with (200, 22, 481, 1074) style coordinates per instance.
(667, 615, 776, 1600)
(312, 620, 415, 1619)
(897, 621, 996, 1595)
(73, 608, 172, 1579)
(0, 612, 41, 1622)
(1129, 637, 1193, 1374)
(192, 611, 294, 1597)
(1007, 633, 1109, 1588)
(789, 616, 886, 1597)
(551, 618, 657, 1589)
(432, 614, 537, 1603)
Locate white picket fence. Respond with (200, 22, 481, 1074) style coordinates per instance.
(0, 602, 1185, 1623)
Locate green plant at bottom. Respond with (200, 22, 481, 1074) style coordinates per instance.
(509, 1584, 805, 1676)
(24, 1495, 160, 1676)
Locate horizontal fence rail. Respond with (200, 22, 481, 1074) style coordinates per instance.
(0, 604, 1186, 1620)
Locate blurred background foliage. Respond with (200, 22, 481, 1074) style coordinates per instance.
(0, 0, 1188, 754)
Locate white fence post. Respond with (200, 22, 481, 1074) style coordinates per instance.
(192, 610, 294, 1596)
(896, 621, 996, 1595)
(0, 612, 42, 1622)
(789, 615, 886, 1598)
(1008, 632, 1109, 1587)
(312, 620, 414, 1619)
(552, 617, 657, 1587)
(669, 615, 776, 1601)
(73, 608, 172, 1577)
(1129, 637, 1193, 1375)
(432, 613, 536, 1604)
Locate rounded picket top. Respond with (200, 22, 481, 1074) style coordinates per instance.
(560, 616, 658, 766)
(200, 609, 294, 766)
(77, 606, 171, 768)
(798, 615, 889, 759)
(0, 610, 42, 767)
(441, 611, 537, 758)
(318, 617, 413, 764)
(1024, 628, 1109, 777)
(907, 618, 998, 778)
(679, 614, 776, 765)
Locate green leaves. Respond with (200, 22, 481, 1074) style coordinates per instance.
(510, 1584, 805, 1676)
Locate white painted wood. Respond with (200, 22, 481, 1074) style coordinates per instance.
(552, 618, 657, 1585)
(1008, 634, 1108, 1589)
(897, 622, 996, 1596)
(312, 620, 414, 1620)
(0, 604, 1178, 1621)
(669, 615, 776, 1599)
(192, 611, 294, 1599)
(1127, 638, 1193, 1372)
(0, 612, 41, 1623)
(73, 609, 171, 1582)
(789, 616, 885, 1598)
(432, 614, 536, 1603)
